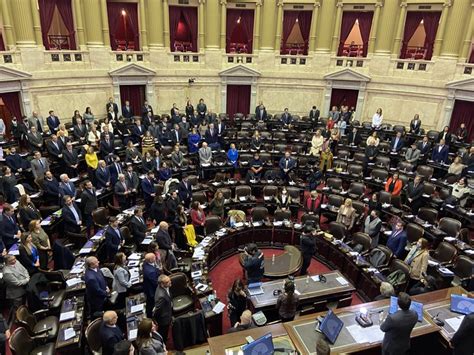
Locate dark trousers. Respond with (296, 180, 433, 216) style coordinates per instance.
(157, 321, 170, 344)
(38, 249, 49, 269)
(145, 296, 154, 318)
(84, 213, 94, 237)
(301, 255, 312, 275)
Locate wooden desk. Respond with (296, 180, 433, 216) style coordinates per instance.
(56, 296, 85, 353)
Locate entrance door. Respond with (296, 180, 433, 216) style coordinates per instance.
(120, 85, 146, 118)
(450, 100, 474, 142)
(0, 92, 22, 139)
(330, 88, 359, 110)
(226, 85, 251, 118)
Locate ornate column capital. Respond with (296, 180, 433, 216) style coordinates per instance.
(336, 1, 344, 8)
(198, 0, 206, 5)
(256, 0, 262, 6)
(220, 0, 227, 6)
(314, 1, 321, 8)
(277, 0, 284, 8)
(400, 2, 408, 8)
(375, 1, 383, 8)
(443, 0, 452, 7)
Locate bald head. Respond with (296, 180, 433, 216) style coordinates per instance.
(144, 253, 156, 263)
(103, 311, 118, 325)
(159, 221, 168, 230)
(158, 274, 171, 288)
(85, 256, 99, 269)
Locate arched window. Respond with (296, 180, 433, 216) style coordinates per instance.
(337, 12, 373, 57)
(400, 11, 441, 60)
(38, 0, 76, 50)
(226, 9, 254, 54)
(280, 11, 312, 55)
(107, 2, 140, 51)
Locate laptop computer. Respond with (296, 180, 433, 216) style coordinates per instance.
(320, 310, 344, 344)
(247, 282, 264, 296)
(389, 296, 423, 322)
(242, 333, 274, 355)
(450, 294, 474, 315)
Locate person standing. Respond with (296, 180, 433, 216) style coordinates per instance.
(153, 275, 173, 344)
(2, 255, 30, 323)
(243, 243, 264, 284)
(100, 311, 124, 355)
(300, 226, 316, 275)
(143, 253, 160, 318)
(227, 279, 248, 327)
(380, 292, 418, 355)
(364, 210, 382, 248)
(81, 180, 98, 237)
(112, 252, 132, 309)
(85, 256, 109, 317)
(404, 237, 430, 290)
(276, 280, 300, 322)
(136, 318, 167, 354)
(450, 312, 474, 355)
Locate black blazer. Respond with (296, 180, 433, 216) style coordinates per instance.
(95, 167, 111, 189)
(63, 149, 79, 167)
(43, 177, 60, 203)
(154, 285, 173, 325)
(406, 182, 424, 200)
(18, 244, 38, 275)
(18, 205, 41, 230)
(104, 226, 122, 259)
(99, 139, 115, 156)
(46, 140, 64, 160)
(130, 216, 147, 244)
(347, 131, 362, 146)
(156, 229, 172, 250)
(73, 124, 88, 141)
(99, 322, 124, 355)
(80, 189, 98, 215)
(451, 313, 474, 355)
(0, 214, 20, 250)
(114, 180, 131, 206)
(62, 203, 82, 233)
(417, 141, 431, 155)
(106, 102, 119, 115)
(380, 309, 418, 355)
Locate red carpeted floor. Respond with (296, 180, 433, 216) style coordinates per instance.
(208, 248, 363, 333)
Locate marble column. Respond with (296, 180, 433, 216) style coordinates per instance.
(308, 2, 321, 52)
(198, 0, 206, 51)
(0, 0, 15, 49)
(9, 0, 36, 46)
(460, 3, 474, 59)
(315, 0, 337, 53)
(367, 2, 382, 54)
(220, 1, 227, 49)
(259, 0, 276, 50)
(440, 0, 470, 58)
(147, 0, 164, 48)
(83, 0, 104, 45)
(163, 0, 170, 49)
(139, 0, 148, 50)
(331, 1, 344, 54)
(274, 0, 284, 52)
(374, 0, 399, 54)
(253, 1, 262, 51)
(99, 0, 110, 47)
(432, 1, 451, 57)
(391, 2, 408, 56)
(205, 0, 220, 49)
(73, 0, 86, 48)
(30, 0, 43, 46)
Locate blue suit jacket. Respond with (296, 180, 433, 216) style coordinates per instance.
(100, 322, 124, 355)
(108, 163, 123, 185)
(105, 226, 122, 259)
(390, 137, 405, 152)
(95, 167, 111, 189)
(279, 157, 296, 171)
(62, 203, 82, 233)
(5, 154, 29, 172)
(43, 178, 60, 200)
(143, 262, 160, 300)
(59, 182, 76, 199)
(386, 229, 407, 259)
(0, 214, 19, 250)
(141, 178, 155, 199)
(47, 115, 60, 132)
(431, 145, 449, 163)
(132, 125, 145, 139)
(84, 268, 108, 312)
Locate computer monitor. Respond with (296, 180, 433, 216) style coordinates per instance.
(242, 332, 274, 355)
(389, 296, 423, 322)
(320, 310, 344, 344)
(451, 294, 474, 315)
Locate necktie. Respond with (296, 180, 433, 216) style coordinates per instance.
(117, 164, 122, 174)
(285, 159, 288, 169)
(70, 206, 80, 222)
(39, 159, 44, 169)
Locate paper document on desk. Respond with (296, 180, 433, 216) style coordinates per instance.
(66, 278, 83, 287)
(128, 253, 141, 260)
(60, 311, 75, 321)
(64, 327, 76, 340)
(336, 276, 349, 285)
(129, 329, 138, 340)
(347, 324, 384, 344)
(446, 316, 464, 332)
(212, 301, 226, 314)
(130, 304, 144, 314)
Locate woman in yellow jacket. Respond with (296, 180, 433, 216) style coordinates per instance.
(85, 145, 98, 182)
(404, 237, 429, 290)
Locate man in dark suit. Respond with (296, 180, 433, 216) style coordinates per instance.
(114, 174, 132, 210)
(122, 100, 134, 119)
(100, 311, 123, 355)
(406, 175, 424, 214)
(46, 134, 64, 161)
(96, 160, 112, 189)
(80, 180, 98, 237)
(104, 217, 123, 261)
(255, 102, 267, 121)
(43, 170, 61, 205)
(84, 256, 109, 317)
(438, 126, 452, 143)
(431, 139, 449, 163)
(347, 127, 362, 146)
(450, 312, 474, 355)
(300, 225, 316, 275)
(130, 208, 147, 245)
(143, 253, 160, 317)
(27, 126, 44, 150)
(156, 222, 177, 269)
(178, 174, 192, 207)
(125, 165, 139, 206)
(141, 171, 156, 210)
(309, 106, 320, 122)
(216, 118, 226, 147)
(281, 108, 293, 127)
(5, 147, 30, 173)
(99, 133, 115, 158)
(409, 114, 422, 135)
(106, 97, 119, 116)
(62, 195, 82, 233)
(73, 118, 88, 144)
(205, 123, 220, 150)
(0, 204, 21, 250)
(154, 274, 173, 343)
(390, 131, 405, 153)
(30, 151, 50, 180)
(109, 156, 124, 185)
(170, 123, 182, 146)
(132, 119, 145, 143)
(142, 100, 153, 118)
(59, 174, 76, 199)
(63, 142, 79, 177)
(380, 292, 418, 355)
(386, 221, 407, 259)
(363, 139, 379, 175)
(417, 136, 431, 158)
(278, 151, 296, 183)
(242, 243, 264, 284)
(46, 110, 60, 133)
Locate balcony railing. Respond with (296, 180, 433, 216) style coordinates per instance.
(112, 51, 147, 62)
(225, 53, 255, 64)
(44, 50, 88, 63)
(394, 58, 431, 72)
(0, 52, 15, 64)
(170, 52, 202, 63)
(334, 57, 369, 68)
(47, 35, 71, 50)
(276, 54, 309, 66)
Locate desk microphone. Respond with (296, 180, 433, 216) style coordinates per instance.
(432, 312, 445, 327)
(355, 307, 374, 327)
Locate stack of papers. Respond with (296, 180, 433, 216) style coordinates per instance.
(60, 311, 75, 321)
(445, 316, 464, 332)
(79, 247, 92, 254)
(66, 278, 83, 287)
(347, 324, 385, 344)
(63, 328, 76, 340)
(336, 277, 349, 285)
(212, 302, 226, 314)
(128, 253, 141, 260)
(193, 247, 205, 260)
(130, 304, 144, 314)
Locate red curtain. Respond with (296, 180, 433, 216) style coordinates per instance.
(469, 49, 474, 63)
(226, 85, 251, 118)
(56, 0, 77, 50)
(175, 16, 191, 42)
(358, 12, 374, 57)
(38, 0, 57, 50)
(400, 12, 424, 59)
(180, 7, 198, 52)
(337, 12, 359, 56)
(0, 32, 5, 51)
(449, 100, 474, 142)
(226, 9, 254, 53)
(297, 11, 312, 55)
(169, 6, 198, 52)
(422, 11, 441, 60)
(0, 92, 22, 135)
(330, 89, 359, 110)
(281, 11, 299, 54)
(120, 85, 145, 118)
(107, 2, 139, 50)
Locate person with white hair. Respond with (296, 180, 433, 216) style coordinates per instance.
(59, 173, 76, 199)
(84, 256, 109, 317)
(100, 310, 124, 355)
(228, 309, 255, 333)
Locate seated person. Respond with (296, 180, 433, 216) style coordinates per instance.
(246, 153, 263, 182)
(280, 108, 293, 128)
(374, 282, 395, 301)
(227, 310, 255, 333)
(100, 311, 124, 355)
(279, 151, 296, 183)
(390, 132, 405, 153)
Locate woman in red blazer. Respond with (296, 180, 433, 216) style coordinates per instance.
(385, 173, 403, 196)
(190, 201, 207, 236)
